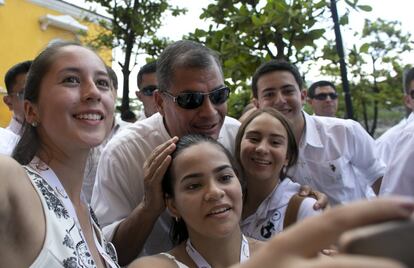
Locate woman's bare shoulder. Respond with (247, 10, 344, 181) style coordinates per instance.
(0, 154, 25, 173)
(0, 155, 29, 196)
(128, 254, 179, 268)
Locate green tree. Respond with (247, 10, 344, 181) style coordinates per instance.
(187, 0, 371, 118)
(85, 0, 186, 113)
(321, 18, 413, 135)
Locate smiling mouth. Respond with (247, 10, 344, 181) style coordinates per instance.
(74, 113, 103, 121)
(207, 207, 231, 216)
(252, 157, 271, 165)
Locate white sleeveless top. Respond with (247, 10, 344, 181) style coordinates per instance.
(24, 165, 119, 268)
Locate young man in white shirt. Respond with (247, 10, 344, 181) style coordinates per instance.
(251, 60, 385, 205)
(380, 67, 414, 197)
(91, 42, 326, 266)
(376, 67, 414, 166)
(3, 60, 32, 135)
(135, 61, 159, 121)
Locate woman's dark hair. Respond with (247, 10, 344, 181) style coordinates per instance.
(12, 41, 93, 164)
(235, 107, 298, 181)
(162, 134, 243, 245)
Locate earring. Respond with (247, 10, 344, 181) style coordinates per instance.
(174, 216, 179, 222)
(31, 121, 38, 127)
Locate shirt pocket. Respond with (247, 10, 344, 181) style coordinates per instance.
(304, 157, 352, 204)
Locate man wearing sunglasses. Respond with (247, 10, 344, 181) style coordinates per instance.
(380, 67, 414, 197)
(92, 41, 326, 265)
(307, 80, 338, 117)
(91, 40, 241, 265)
(3, 60, 32, 135)
(135, 61, 159, 120)
(251, 60, 385, 206)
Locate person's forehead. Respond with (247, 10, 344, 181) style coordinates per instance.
(259, 70, 297, 85)
(170, 65, 223, 92)
(51, 46, 105, 71)
(315, 85, 336, 94)
(257, 70, 299, 92)
(140, 72, 157, 87)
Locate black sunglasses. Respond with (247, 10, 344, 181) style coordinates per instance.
(141, 85, 157, 96)
(162, 86, 230, 109)
(313, 92, 338, 100)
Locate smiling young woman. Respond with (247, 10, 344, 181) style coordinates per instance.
(128, 133, 414, 268)
(0, 41, 119, 268)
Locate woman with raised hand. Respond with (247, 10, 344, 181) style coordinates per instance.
(0, 41, 119, 267)
(236, 107, 321, 240)
(129, 133, 413, 268)
(130, 134, 262, 268)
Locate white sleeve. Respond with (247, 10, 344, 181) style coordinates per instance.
(349, 122, 385, 186)
(91, 137, 145, 241)
(380, 130, 414, 196)
(297, 197, 322, 221)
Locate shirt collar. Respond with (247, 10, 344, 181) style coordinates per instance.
(302, 111, 323, 148)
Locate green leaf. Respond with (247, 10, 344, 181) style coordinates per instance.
(357, 5, 372, 12)
(359, 43, 370, 53)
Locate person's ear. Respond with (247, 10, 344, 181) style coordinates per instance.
(154, 90, 165, 116)
(301, 89, 307, 105)
(24, 100, 39, 125)
(253, 98, 260, 109)
(404, 94, 414, 110)
(3, 95, 13, 111)
(166, 195, 180, 219)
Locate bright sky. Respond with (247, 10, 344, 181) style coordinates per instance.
(67, 0, 414, 92)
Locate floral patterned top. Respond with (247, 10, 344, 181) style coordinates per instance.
(25, 165, 119, 268)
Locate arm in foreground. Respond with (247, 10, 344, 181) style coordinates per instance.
(0, 155, 45, 267)
(298, 184, 329, 210)
(234, 197, 414, 268)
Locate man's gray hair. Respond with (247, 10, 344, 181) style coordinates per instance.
(156, 40, 223, 92)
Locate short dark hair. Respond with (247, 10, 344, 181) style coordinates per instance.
(137, 61, 157, 89)
(162, 134, 243, 245)
(251, 60, 304, 98)
(106, 66, 118, 89)
(308, 80, 337, 98)
(404, 67, 414, 95)
(235, 107, 298, 179)
(157, 40, 223, 92)
(4, 60, 32, 94)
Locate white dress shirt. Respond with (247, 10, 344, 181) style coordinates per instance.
(287, 112, 385, 205)
(376, 113, 413, 165)
(82, 117, 130, 203)
(91, 113, 241, 256)
(0, 127, 19, 155)
(6, 116, 23, 136)
(241, 178, 320, 240)
(380, 118, 414, 197)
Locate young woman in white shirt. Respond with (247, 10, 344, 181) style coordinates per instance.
(128, 134, 413, 268)
(236, 107, 321, 240)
